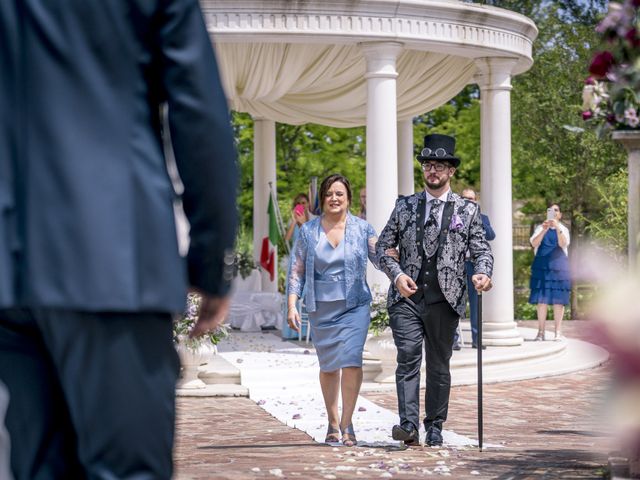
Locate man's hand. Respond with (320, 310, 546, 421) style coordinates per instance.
(471, 274, 492, 292)
(189, 294, 231, 338)
(395, 274, 418, 298)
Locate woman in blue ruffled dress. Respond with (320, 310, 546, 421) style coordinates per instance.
(529, 203, 571, 341)
(287, 174, 378, 447)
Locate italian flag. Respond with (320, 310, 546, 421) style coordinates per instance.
(260, 195, 279, 282)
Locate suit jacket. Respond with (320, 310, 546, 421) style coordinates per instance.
(480, 214, 496, 241)
(0, 0, 238, 311)
(287, 213, 378, 313)
(376, 191, 493, 316)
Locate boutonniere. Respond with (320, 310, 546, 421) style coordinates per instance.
(449, 214, 464, 232)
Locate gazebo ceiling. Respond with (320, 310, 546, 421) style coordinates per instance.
(201, 0, 538, 127)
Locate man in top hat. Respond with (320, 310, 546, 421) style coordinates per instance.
(376, 133, 494, 446)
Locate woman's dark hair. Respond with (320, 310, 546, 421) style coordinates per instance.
(548, 203, 561, 212)
(291, 192, 309, 208)
(319, 174, 352, 211)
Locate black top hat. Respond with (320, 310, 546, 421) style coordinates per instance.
(416, 134, 460, 168)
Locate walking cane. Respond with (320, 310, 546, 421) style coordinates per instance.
(477, 291, 483, 452)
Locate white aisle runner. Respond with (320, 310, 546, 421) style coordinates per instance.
(218, 332, 483, 447)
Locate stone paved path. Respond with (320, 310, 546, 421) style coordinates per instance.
(174, 321, 615, 479)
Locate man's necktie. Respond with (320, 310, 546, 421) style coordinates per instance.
(423, 199, 442, 258)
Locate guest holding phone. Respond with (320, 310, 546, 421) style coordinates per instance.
(529, 203, 571, 341)
(285, 193, 314, 245)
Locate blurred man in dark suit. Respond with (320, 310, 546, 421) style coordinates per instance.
(452, 188, 496, 350)
(0, 1, 238, 478)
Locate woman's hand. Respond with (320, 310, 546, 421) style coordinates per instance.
(292, 208, 306, 225)
(385, 248, 400, 261)
(287, 305, 302, 332)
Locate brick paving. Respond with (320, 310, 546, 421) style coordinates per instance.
(174, 321, 615, 479)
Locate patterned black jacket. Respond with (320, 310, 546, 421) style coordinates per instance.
(376, 190, 493, 316)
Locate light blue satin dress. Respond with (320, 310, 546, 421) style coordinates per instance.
(310, 232, 370, 372)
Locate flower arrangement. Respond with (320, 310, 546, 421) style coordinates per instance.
(233, 227, 257, 279)
(173, 292, 229, 351)
(369, 291, 390, 335)
(582, 1, 640, 136)
(234, 249, 257, 280)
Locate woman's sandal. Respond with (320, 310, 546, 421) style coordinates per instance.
(341, 424, 357, 447)
(325, 425, 340, 444)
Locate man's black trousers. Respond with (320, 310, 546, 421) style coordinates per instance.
(389, 298, 459, 432)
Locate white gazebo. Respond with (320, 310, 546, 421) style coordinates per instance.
(202, 0, 538, 346)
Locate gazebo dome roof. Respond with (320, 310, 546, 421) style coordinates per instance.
(202, 0, 537, 127)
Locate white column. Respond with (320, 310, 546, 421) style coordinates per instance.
(361, 42, 403, 292)
(611, 131, 640, 271)
(475, 58, 523, 346)
(397, 118, 415, 197)
(253, 118, 277, 293)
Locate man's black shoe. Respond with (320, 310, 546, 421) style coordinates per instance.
(425, 425, 443, 446)
(452, 341, 461, 351)
(392, 424, 419, 445)
(471, 342, 486, 350)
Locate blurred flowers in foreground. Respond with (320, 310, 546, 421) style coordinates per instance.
(583, 1, 640, 136)
(574, 245, 640, 476)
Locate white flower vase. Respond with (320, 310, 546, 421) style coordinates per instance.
(176, 336, 217, 389)
(364, 327, 397, 383)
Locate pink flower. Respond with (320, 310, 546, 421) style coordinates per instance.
(584, 76, 596, 85)
(582, 110, 594, 120)
(589, 51, 615, 78)
(625, 27, 640, 47)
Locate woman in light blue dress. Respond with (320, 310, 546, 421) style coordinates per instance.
(287, 174, 378, 447)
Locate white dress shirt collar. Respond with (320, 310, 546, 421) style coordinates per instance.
(425, 188, 450, 204)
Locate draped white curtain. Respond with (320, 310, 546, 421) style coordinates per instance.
(215, 43, 476, 127)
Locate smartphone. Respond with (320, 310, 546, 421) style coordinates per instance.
(294, 204, 305, 216)
(546, 208, 555, 221)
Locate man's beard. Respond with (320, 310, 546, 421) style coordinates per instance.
(426, 176, 448, 189)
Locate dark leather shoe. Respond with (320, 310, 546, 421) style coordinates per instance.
(425, 425, 443, 446)
(392, 424, 419, 445)
(452, 342, 461, 351)
(471, 342, 486, 349)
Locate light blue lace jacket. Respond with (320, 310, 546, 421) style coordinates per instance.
(287, 213, 379, 313)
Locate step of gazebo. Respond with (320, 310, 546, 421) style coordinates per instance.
(176, 354, 248, 397)
(360, 327, 608, 392)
